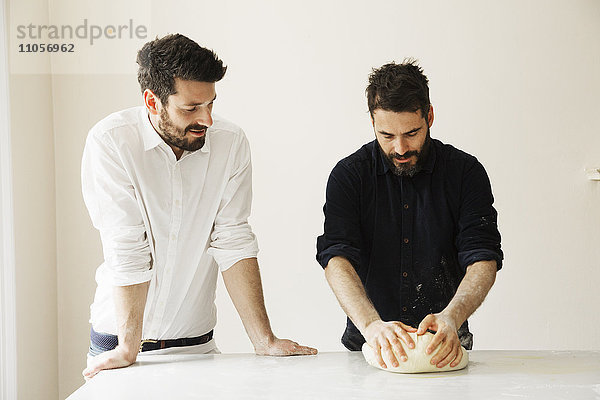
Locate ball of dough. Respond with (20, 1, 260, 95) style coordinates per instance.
(362, 331, 469, 373)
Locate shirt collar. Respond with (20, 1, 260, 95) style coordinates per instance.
(375, 138, 437, 176)
(140, 109, 163, 151)
(140, 108, 211, 154)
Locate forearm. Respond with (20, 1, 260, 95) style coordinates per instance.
(324, 256, 381, 333)
(441, 260, 497, 328)
(221, 258, 275, 349)
(114, 281, 150, 361)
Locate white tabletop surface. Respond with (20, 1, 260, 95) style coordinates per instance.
(67, 350, 600, 399)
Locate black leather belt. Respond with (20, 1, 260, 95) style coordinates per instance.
(90, 326, 213, 353)
(139, 331, 214, 352)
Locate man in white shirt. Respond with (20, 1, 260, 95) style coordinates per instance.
(81, 33, 317, 379)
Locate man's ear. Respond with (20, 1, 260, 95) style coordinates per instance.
(143, 89, 161, 116)
(427, 104, 434, 128)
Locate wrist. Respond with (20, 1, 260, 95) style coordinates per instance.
(115, 344, 139, 364)
(439, 309, 461, 330)
(252, 332, 277, 352)
(360, 316, 382, 336)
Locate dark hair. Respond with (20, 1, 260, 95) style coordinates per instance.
(136, 34, 227, 104)
(366, 59, 430, 119)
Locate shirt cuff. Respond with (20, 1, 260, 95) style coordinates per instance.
(109, 267, 154, 286)
(316, 243, 361, 270)
(208, 240, 259, 272)
(458, 249, 504, 271)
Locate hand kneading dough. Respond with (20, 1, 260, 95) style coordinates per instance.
(362, 331, 468, 373)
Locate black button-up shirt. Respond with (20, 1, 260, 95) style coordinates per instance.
(316, 138, 503, 351)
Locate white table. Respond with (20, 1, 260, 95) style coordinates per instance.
(67, 350, 600, 399)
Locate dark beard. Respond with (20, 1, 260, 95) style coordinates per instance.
(157, 107, 206, 152)
(381, 130, 431, 177)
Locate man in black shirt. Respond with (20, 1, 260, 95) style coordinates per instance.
(316, 60, 503, 370)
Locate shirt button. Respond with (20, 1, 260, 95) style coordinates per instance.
(175, 199, 180, 206)
(402, 272, 408, 278)
(171, 234, 176, 240)
(402, 307, 407, 312)
(403, 238, 409, 244)
(404, 204, 409, 209)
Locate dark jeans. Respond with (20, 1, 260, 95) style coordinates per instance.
(88, 326, 119, 357)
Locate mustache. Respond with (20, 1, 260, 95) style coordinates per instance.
(390, 150, 419, 160)
(186, 124, 208, 132)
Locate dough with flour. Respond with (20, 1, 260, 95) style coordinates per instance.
(362, 331, 469, 373)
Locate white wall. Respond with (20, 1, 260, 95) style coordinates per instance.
(7, 0, 600, 398)
(7, 0, 60, 398)
(9, 72, 59, 400)
(0, 0, 17, 398)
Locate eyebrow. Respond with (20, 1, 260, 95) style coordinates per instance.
(378, 126, 421, 136)
(182, 94, 217, 107)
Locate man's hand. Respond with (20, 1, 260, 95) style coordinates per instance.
(254, 336, 318, 356)
(364, 320, 417, 369)
(417, 313, 462, 368)
(82, 346, 137, 380)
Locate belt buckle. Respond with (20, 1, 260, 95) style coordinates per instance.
(139, 339, 158, 353)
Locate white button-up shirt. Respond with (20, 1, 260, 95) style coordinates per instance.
(81, 106, 258, 342)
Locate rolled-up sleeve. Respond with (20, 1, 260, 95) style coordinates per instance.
(81, 130, 153, 286)
(207, 132, 259, 271)
(455, 158, 504, 271)
(316, 161, 362, 270)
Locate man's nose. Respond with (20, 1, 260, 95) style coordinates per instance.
(393, 138, 410, 156)
(195, 107, 213, 127)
